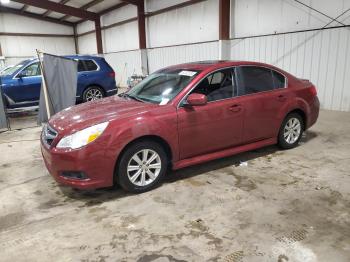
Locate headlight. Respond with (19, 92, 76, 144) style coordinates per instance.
(56, 122, 109, 149)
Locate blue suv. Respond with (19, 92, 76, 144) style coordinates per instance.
(0, 55, 117, 109)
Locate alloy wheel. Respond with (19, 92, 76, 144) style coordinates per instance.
(127, 149, 162, 187)
(86, 88, 103, 101)
(283, 117, 301, 144)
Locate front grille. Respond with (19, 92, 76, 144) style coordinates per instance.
(42, 124, 58, 146)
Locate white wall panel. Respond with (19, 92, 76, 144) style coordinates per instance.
(230, 27, 350, 111)
(77, 34, 97, 55)
(147, 41, 218, 73)
(145, 0, 189, 12)
(147, 0, 218, 47)
(102, 4, 137, 26)
(104, 50, 142, 87)
(0, 13, 73, 34)
(76, 21, 95, 35)
(0, 13, 75, 67)
(103, 21, 139, 53)
(232, 0, 350, 38)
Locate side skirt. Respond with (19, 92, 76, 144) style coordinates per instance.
(172, 137, 277, 170)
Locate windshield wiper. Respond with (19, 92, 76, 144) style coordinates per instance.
(119, 93, 145, 103)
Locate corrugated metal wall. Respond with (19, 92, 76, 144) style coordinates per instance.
(147, 41, 219, 73)
(230, 27, 350, 111)
(0, 13, 75, 67)
(104, 50, 142, 87)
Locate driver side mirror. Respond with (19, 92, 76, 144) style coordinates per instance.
(185, 93, 207, 106)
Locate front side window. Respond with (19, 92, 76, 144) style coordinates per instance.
(21, 62, 41, 77)
(237, 66, 274, 95)
(190, 68, 235, 102)
(127, 69, 199, 104)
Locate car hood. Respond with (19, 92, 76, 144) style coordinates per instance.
(49, 96, 158, 134)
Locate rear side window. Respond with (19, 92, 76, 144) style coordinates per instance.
(77, 59, 98, 72)
(272, 70, 286, 89)
(77, 60, 85, 72)
(84, 60, 98, 71)
(237, 66, 274, 95)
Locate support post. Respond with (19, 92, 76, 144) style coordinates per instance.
(137, 1, 148, 75)
(218, 0, 231, 60)
(95, 17, 103, 54)
(73, 25, 79, 54)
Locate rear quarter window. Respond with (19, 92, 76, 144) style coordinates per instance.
(77, 59, 98, 72)
(84, 60, 98, 71)
(272, 70, 286, 89)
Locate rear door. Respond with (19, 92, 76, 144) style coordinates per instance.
(177, 68, 245, 159)
(235, 66, 289, 143)
(76, 59, 100, 96)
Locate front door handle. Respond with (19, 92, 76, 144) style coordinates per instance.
(229, 104, 242, 112)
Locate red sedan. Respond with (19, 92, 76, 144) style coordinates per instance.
(41, 61, 319, 193)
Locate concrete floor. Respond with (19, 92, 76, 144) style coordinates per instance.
(0, 110, 349, 262)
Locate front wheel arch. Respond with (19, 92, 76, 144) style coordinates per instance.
(113, 135, 173, 185)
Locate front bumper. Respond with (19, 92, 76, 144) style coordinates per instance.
(41, 139, 116, 190)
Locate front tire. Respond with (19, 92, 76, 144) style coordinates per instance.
(83, 86, 104, 102)
(117, 141, 168, 193)
(278, 113, 304, 149)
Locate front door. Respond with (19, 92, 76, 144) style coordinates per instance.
(14, 62, 42, 103)
(177, 68, 244, 159)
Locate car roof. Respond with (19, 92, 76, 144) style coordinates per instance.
(164, 60, 278, 70)
(64, 55, 103, 60)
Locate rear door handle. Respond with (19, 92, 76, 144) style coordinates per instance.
(229, 104, 242, 112)
(277, 94, 287, 102)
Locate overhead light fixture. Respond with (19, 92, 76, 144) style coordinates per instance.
(0, 0, 11, 4)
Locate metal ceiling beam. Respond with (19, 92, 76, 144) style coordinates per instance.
(42, 0, 70, 18)
(0, 5, 74, 26)
(75, 2, 128, 24)
(20, 4, 29, 12)
(121, 0, 140, 6)
(11, 0, 99, 20)
(60, 0, 104, 21)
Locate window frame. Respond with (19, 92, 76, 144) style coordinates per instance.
(235, 65, 288, 97)
(13, 62, 41, 79)
(77, 59, 100, 72)
(178, 66, 238, 107)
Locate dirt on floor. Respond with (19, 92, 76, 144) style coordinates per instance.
(0, 110, 349, 262)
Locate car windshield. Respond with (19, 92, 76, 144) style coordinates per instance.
(126, 69, 200, 105)
(0, 63, 25, 76)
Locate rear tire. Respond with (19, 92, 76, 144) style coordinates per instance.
(83, 86, 104, 102)
(117, 141, 168, 193)
(278, 113, 304, 149)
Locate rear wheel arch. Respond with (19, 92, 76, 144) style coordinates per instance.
(284, 108, 307, 130)
(82, 84, 106, 101)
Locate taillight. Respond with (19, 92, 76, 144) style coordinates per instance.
(108, 71, 115, 78)
(310, 86, 317, 96)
